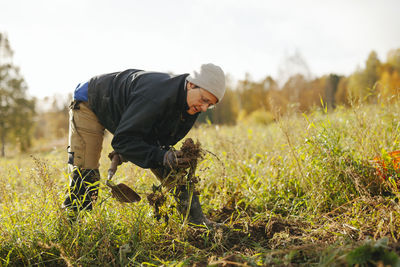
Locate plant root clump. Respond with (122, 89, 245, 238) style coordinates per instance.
(147, 138, 205, 222)
(181, 138, 204, 167)
(147, 190, 166, 207)
(177, 138, 205, 186)
(147, 188, 167, 221)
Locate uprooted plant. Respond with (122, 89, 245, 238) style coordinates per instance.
(147, 138, 205, 222)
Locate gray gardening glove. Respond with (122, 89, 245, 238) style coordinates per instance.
(163, 150, 190, 169)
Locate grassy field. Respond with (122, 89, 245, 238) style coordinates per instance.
(2, 101, 400, 266)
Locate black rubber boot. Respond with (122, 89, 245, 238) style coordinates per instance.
(174, 184, 215, 226)
(63, 169, 100, 212)
(151, 168, 214, 226)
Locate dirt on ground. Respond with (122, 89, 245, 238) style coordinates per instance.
(185, 209, 310, 252)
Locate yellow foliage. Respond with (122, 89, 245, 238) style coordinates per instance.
(377, 70, 400, 99)
(238, 109, 275, 125)
(237, 109, 248, 123)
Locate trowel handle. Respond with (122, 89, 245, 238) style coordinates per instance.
(108, 154, 120, 180)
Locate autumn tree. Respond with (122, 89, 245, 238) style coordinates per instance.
(335, 76, 350, 106)
(277, 50, 311, 87)
(348, 51, 381, 103)
(0, 33, 35, 156)
(236, 74, 278, 114)
(281, 74, 308, 111)
(208, 87, 239, 124)
(387, 48, 400, 73)
(376, 49, 400, 100)
(364, 51, 381, 102)
(324, 74, 341, 110)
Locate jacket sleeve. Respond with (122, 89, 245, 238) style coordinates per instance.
(111, 93, 166, 168)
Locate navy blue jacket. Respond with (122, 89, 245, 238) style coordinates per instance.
(87, 69, 198, 168)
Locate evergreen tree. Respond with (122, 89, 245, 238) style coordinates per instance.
(0, 33, 36, 156)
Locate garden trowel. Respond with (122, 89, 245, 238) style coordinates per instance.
(106, 154, 141, 203)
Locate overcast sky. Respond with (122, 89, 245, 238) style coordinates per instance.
(1, 0, 399, 99)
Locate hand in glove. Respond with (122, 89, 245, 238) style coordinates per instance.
(163, 150, 191, 169)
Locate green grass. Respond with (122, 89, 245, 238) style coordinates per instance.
(2, 101, 400, 266)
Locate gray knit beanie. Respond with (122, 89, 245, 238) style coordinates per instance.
(187, 63, 226, 102)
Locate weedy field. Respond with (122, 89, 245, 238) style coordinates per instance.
(2, 101, 400, 266)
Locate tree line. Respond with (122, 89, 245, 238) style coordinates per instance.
(199, 49, 400, 125)
(1, 32, 400, 155)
